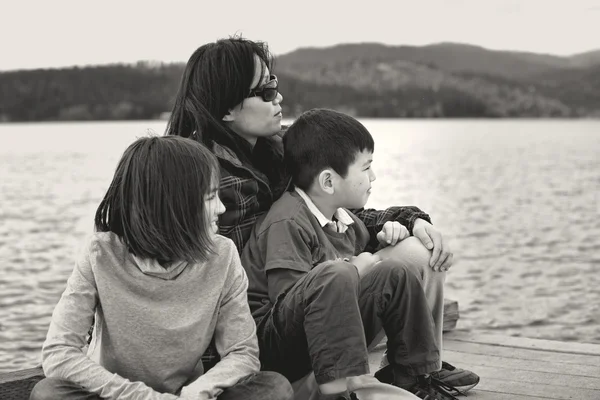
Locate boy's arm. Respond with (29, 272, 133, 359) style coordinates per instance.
(181, 242, 260, 400)
(42, 240, 177, 400)
(262, 219, 315, 302)
(352, 206, 432, 252)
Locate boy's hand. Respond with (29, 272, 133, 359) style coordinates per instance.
(376, 221, 410, 247)
(412, 218, 453, 272)
(349, 252, 381, 277)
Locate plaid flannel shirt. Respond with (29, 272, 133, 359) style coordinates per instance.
(213, 139, 284, 254)
(352, 206, 432, 253)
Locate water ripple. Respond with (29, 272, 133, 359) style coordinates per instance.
(1, 120, 600, 373)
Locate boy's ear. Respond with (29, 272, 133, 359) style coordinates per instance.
(317, 169, 335, 195)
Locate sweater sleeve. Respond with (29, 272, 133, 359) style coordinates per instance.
(41, 238, 178, 400)
(180, 242, 260, 400)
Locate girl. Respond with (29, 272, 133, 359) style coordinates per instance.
(30, 136, 293, 400)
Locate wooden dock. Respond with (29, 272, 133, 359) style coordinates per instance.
(3, 300, 599, 399)
(369, 330, 600, 399)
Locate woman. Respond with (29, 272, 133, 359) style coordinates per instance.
(165, 37, 449, 262)
(166, 38, 287, 253)
(165, 36, 477, 398)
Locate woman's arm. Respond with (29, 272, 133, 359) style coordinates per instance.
(352, 206, 431, 252)
(180, 242, 260, 399)
(42, 239, 178, 400)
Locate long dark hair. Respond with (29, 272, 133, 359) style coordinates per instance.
(94, 136, 219, 265)
(165, 36, 273, 166)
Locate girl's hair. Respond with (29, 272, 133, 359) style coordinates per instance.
(165, 36, 273, 164)
(94, 135, 219, 265)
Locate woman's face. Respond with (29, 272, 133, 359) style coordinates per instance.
(223, 55, 284, 145)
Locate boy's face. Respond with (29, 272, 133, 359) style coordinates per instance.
(334, 150, 376, 209)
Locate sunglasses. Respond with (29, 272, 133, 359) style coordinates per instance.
(248, 75, 279, 102)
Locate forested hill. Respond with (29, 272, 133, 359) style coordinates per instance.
(1, 43, 599, 122)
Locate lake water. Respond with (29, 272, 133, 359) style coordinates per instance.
(0, 119, 599, 373)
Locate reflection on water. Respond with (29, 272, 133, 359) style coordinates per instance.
(1, 120, 599, 373)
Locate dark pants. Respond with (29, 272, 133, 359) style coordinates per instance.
(29, 371, 293, 400)
(256, 259, 440, 385)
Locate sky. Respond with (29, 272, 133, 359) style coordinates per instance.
(1, 0, 599, 71)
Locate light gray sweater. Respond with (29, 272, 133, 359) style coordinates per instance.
(41, 232, 260, 400)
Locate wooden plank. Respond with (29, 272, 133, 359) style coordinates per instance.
(445, 331, 600, 356)
(472, 376, 600, 400)
(443, 318, 457, 332)
(444, 350, 598, 377)
(455, 391, 551, 400)
(444, 339, 600, 367)
(442, 298, 458, 314)
(443, 298, 458, 332)
(0, 367, 44, 400)
(453, 364, 600, 390)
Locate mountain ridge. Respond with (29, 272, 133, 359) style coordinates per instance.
(276, 42, 600, 80)
(0, 42, 599, 121)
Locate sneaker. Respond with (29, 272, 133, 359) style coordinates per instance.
(431, 361, 480, 393)
(374, 366, 460, 399)
(409, 375, 460, 400)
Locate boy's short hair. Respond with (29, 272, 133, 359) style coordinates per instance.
(283, 108, 375, 191)
(95, 135, 219, 265)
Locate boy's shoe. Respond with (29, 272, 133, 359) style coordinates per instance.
(430, 362, 480, 393)
(374, 365, 461, 399)
(409, 375, 460, 400)
(376, 361, 479, 395)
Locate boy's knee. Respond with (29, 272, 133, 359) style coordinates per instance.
(374, 259, 421, 286)
(378, 237, 432, 276)
(312, 260, 360, 288)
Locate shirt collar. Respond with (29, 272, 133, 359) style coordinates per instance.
(294, 187, 354, 228)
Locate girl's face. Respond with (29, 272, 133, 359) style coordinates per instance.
(204, 178, 226, 234)
(223, 55, 284, 146)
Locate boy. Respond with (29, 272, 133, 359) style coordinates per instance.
(241, 109, 478, 400)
